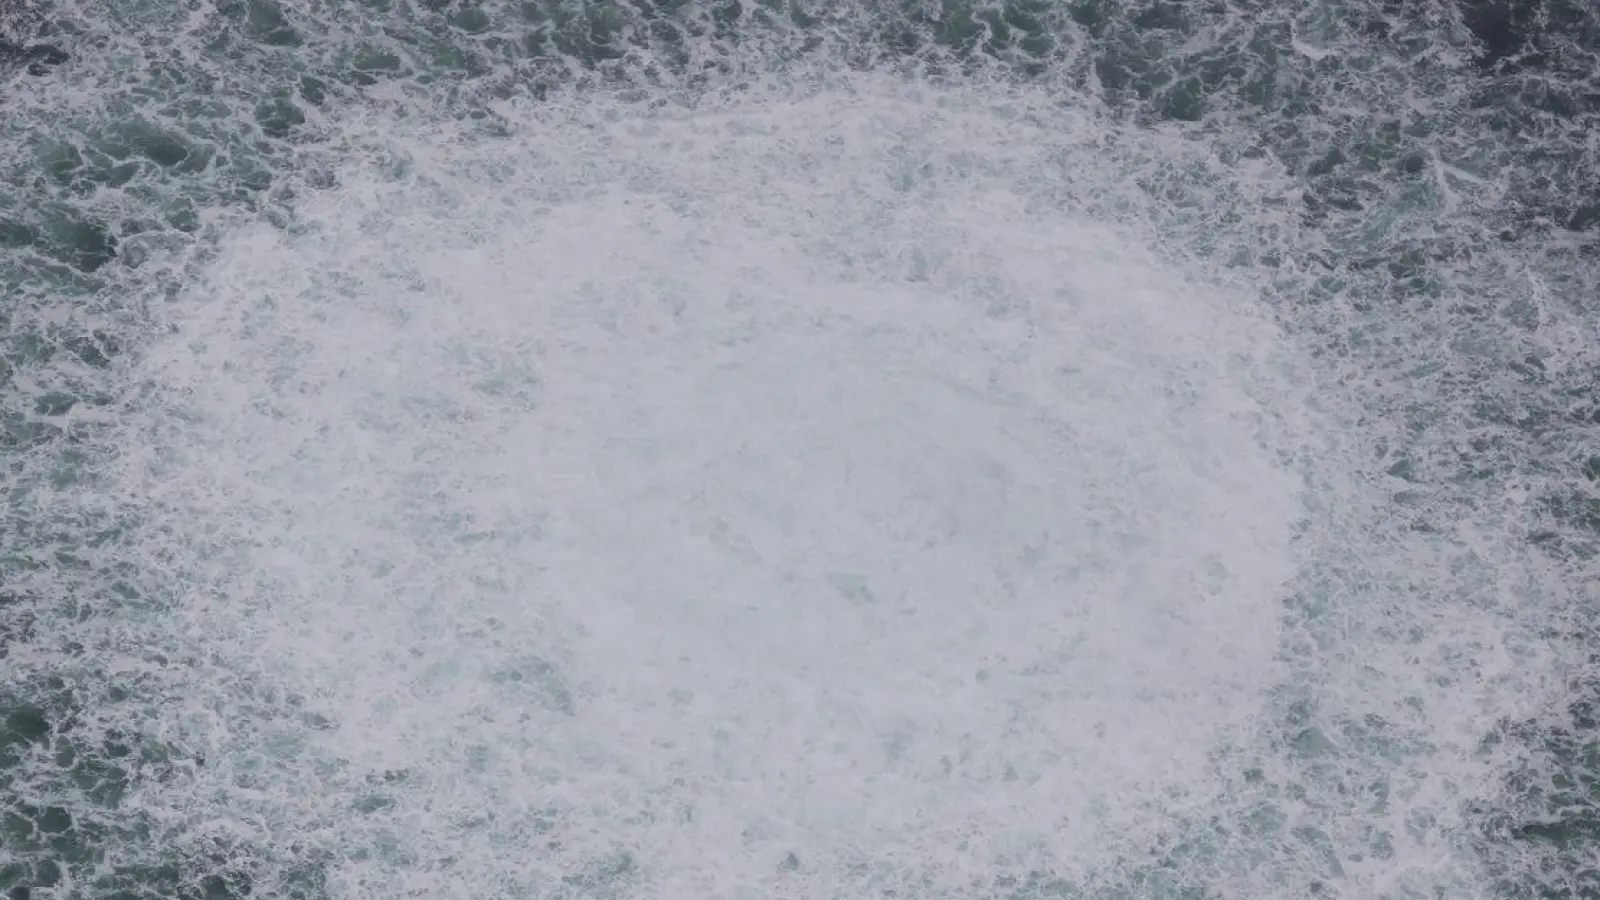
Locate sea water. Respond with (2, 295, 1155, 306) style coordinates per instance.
(1, 2, 1595, 899)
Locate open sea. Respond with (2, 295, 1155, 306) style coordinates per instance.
(1, 1, 1597, 898)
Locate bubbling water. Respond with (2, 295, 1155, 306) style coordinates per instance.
(117, 79, 1308, 898)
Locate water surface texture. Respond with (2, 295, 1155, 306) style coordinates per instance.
(1, 2, 1596, 899)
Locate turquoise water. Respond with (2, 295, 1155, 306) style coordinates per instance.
(2, 1, 1596, 898)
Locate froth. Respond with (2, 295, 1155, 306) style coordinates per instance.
(123, 79, 1303, 898)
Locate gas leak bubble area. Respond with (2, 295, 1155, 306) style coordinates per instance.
(123, 86, 1303, 898)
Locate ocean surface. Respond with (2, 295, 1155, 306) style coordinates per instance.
(1, 1, 1596, 898)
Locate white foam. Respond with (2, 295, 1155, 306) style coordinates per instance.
(123, 78, 1305, 898)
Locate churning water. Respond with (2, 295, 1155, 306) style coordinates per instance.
(1, 2, 1596, 899)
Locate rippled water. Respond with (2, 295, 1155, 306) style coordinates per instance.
(2, 2, 1596, 899)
